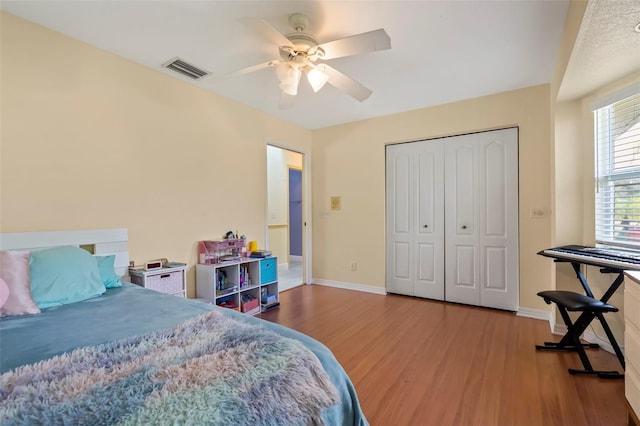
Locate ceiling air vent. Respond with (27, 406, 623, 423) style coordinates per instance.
(162, 57, 210, 80)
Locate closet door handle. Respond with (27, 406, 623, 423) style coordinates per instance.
(424, 225, 428, 228)
(461, 225, 467, 229)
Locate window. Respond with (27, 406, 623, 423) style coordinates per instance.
(595, 88, 640, 249)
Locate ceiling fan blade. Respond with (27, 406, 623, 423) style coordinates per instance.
(209, 60, 279, 82)
(322, 64, 372, 102)
(240, 18, 293, 48)
(279, 91, 296, 109)
(318, 29, 391, 60)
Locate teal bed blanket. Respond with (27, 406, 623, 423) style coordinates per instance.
(0, 284, 368, 425)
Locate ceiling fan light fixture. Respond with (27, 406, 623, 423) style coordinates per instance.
(307, 66, 329, 93)
(275, 62, 291, 82)
(278, 65, 301, 96)
(279, 79, 299, 96)
(236, 13, 391, 104)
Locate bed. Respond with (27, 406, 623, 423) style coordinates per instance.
(0, 229, 368, 425)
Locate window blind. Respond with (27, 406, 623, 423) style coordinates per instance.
(595, 90, 640, 249)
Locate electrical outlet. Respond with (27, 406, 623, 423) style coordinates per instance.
(350, 261, 357, 271)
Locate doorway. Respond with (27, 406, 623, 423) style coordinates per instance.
(266, 145, 304, 291)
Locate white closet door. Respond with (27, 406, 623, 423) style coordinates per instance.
(477, 128, 519, 311)
(386, 141, 445, 300)
(386, 146, 413, 296)
(444, 128, 519, 310)
(444, 135, 480, 306)
(414, 143, 445, 299)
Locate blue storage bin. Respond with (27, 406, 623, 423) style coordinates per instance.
(260, 257, 277, 284)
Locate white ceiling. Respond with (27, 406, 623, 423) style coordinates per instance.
(2, 0, 634, 130)
(558, 0, 640, 102)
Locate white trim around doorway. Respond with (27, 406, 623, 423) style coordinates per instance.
(265, 139, 312, 286)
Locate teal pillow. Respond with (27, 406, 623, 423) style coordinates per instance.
(95, 255, 122, 288)
(29, 246, 106, 308)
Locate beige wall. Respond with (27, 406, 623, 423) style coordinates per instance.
(550, 0, 588, 252)
(546, 1, 589, 311)
(312, 85, 553, 310)
(554, 100, 584, 246)
(550, 1, 639, 343)
(560, 72, 640, 342)
(0, 12, 312, 297)
(552, 100, 586, 308)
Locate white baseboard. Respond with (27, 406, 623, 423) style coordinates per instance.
(516, 307, 552, 321)
(551, 323, 623, 355)
(311, 278, 387, 295)
(552, 323, 567, 337)
(583, 329, 624, 355)
(290, 255, 302, 263)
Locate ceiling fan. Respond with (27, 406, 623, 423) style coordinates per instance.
(216, 13, 391, 108)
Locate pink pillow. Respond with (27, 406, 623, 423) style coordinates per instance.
(0, 278, 8, 308)
(0, 250, 41, 317)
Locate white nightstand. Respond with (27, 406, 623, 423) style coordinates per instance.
(129, 265, 187, 297)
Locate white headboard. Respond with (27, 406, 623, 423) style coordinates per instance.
(0, 228, 129, 276)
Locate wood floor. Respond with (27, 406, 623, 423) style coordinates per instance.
(259, 285, 626, 426)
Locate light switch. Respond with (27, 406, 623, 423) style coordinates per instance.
(530, 208, 545, 218)
(331, 196, 341, 211)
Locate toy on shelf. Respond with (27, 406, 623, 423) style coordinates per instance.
(198, 239, 246, 265)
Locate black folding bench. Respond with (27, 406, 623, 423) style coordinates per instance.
(535, 290, 624, 379)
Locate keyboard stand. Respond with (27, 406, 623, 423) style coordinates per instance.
(538, 258, 625, 377)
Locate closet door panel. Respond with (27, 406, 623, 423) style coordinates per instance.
(445, 135, 479, 305)
(386, 147, 414, 295)
(393, 243, 411, 278)
(417, 152, 436, 236)
(478, 128, 519, 311)
(394, 155, 411, 235)
(391, 242, 413, 295)
(454, 146, 475, 235)
(455, 245, 476, 287)
(484, 142, 507, 236)
(414, 244, 443, 300)
(445, 245, 479, 305)
(417, 244, 435, 280)
(414, 146, 445, 300)
(386, 141, 444, 300)
(484, 246, 507, 290)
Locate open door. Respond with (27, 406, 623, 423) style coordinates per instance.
(266, 145, 304, 292)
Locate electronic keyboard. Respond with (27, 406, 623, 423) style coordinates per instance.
(539, 245, 640, 271)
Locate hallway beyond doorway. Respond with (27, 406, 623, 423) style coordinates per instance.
(278, 256, 303, 291)
(266, 144, 304, 293)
